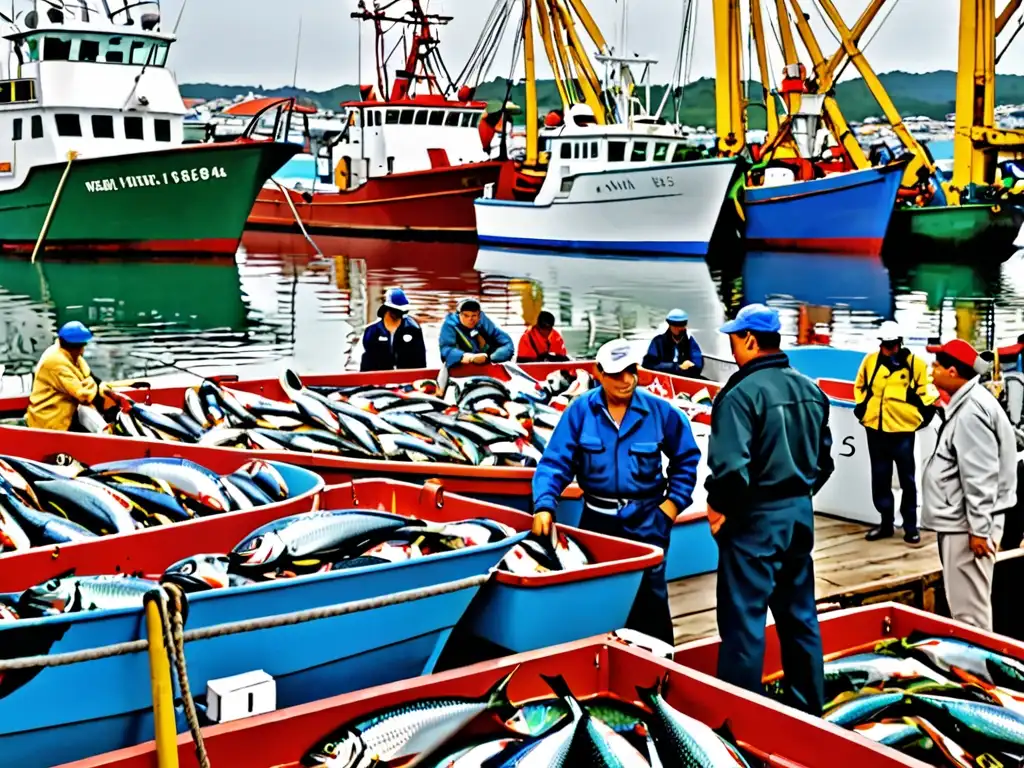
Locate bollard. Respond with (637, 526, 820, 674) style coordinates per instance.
(145, 592, 180, 768)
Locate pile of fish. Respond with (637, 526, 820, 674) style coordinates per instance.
(771, 634, 1024, 767)
(1, 508, 591, 621)
(301, 670, 754, 767)
(0, 456, 294, 553)
(80, 366, 714, 466)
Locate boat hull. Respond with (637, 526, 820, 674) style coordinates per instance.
(474, 158, 740, 255)
(246, 161, 506, 240)
(885, 203, 1024, 261)
(0, 531, 514, 766)
(65, 637, 917, 768)
(743, 164, 905, 256)
(0, 363, 721, 582)
(0, 141, 298, 254)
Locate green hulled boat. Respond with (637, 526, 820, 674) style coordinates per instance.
(885, 204, 1024, 262)
(0, 1, 297, 254)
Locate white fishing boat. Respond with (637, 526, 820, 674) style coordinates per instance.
(473, 0, 738, 256)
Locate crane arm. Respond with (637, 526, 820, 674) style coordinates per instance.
(750, 0, 779, 138)
(713, 0, 746, 155)
(552, 0, 606, 122)
(533, 0, 571, 109)
(998, 0, 1022, 35)
(523, 0, 539, 167)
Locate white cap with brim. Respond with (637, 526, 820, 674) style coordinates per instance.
(596, 339, 643, 375)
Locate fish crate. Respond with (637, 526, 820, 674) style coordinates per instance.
(61, 637, 915, 768)
(0, 361, 720, 582)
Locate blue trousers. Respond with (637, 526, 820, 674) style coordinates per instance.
(579, 501, 674, 646)
(715, 497, 824, 715)
(865, 428, 918, 532)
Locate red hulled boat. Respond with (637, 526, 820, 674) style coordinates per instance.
(247, 1, 508, 240)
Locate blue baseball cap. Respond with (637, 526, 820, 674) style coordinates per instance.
(666, 309, 688, 324)
(57, 321, 93, 345)
(719, 303, 781, 335)
(382, 287, 411, 313)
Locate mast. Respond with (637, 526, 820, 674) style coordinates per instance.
(749, 0, 778, 139)
(523, 0, 539, 167)
(712, 0, 745, 155)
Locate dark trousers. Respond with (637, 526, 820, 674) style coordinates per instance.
(1001, 460, 1024, 551)
(715, 497, 825, 715)
(579, 506, 674, 646)
(865, 428, 918, 533)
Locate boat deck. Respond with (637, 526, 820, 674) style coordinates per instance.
(670, 515, 945, 645)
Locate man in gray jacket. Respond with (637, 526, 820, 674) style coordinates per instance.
(923, 339, 1018, 631)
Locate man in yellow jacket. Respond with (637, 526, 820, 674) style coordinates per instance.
(26, 321, 110, 431)
(854, 321, 939, 545)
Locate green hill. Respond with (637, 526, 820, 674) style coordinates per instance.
(181, 70, 1024, 128)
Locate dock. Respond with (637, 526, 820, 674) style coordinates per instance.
(670, 516, 945, 645)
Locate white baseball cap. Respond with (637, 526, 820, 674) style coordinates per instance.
(596, 339, 643, 374)
(877, 321, 903, 342)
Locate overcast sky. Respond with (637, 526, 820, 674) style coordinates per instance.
(154, 0, 1024, 92)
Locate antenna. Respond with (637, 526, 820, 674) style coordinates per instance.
(291, 14, 302, 88)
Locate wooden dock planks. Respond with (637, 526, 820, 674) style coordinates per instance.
(669, 515, 944, 645)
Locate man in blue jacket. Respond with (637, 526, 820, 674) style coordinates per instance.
(705, 304, 834, 715)
(643, 309, 704, 378)
(531, 339, 701, 645)
(360, 287, 427, 372)
(438, 298, 514, 368)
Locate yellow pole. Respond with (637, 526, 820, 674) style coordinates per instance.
(31, 150, 77, 264)
(523, 0, 539, 167)
(552, 0, 606, 122)
(952, 0, 979, 200)
(534, 0, 571, 109)
(713, 0, 745, 155)
(547, 2, 579, 105)
(997, 0, 1022, 34)
(785, 0, 868, 167)
(773, 0, 801, 114)
(820, 0, 888, 91)
(814, 0, 936, 184)
(145, 593, 180, 768)
(749, 0, 779, 138)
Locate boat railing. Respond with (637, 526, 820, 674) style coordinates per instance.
(238, 97, 301, 145)
(0, 573, 494, 768)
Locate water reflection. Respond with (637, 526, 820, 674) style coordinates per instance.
(0, 239, 1022, 394)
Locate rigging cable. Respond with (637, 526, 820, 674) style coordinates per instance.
(833, 0, 901, 83)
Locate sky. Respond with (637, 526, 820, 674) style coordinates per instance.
(152, 0, 1024, 91)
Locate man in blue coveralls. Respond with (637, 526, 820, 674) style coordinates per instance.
(705, 304, 834, 715)
(531, 338, 702, 645)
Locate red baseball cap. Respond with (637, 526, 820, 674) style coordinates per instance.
(926, 339, 990, 375)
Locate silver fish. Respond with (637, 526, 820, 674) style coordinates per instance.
(302, 669, 516, 767)
(91, 458, 231, 514)
(162, 553, 254, 592)
(18, 574, 156, 618)
(0, 487, 96, 546)
(33, 478, 137, 536)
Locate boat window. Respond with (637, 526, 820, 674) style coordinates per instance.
(153, 43, 169, 67)
(124, 115, 144, 140)
(654, 143, 669, 161)
(13, 79, 35, 102)
(573, 143, 580, 159)
(12, 118, 21, 141)
(92, 115, 114, 138)
(672, 144, 688, 162)
(460, 112, 474, 127)
(43, 36, 72, 61)
(444, 112, 460, 127)
(414, 109, 428, 125)
(31, 115, 42, 138)
(428, 110, 444, 125)
(399, 109, 414, 125)
(56, 113, 82, 137)
(631, 142, 648, 162)
(79, 39, 100, 62)
(385, 109, 399, 124)
(608, 141, 626, 162)
(154, 119, 171, 142)
(560, 142, 571, 159)
(591, 141, 599, 159)
(129, 40, 151, 65)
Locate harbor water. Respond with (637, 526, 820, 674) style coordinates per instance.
(0, 232, 1021, 391)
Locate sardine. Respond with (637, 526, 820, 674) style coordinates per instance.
(903, 692, 1024, 753)
(232, 509, 418, 574)
(33, 479, 137, 536)
(18, 574, 156, 618)
(90, 457, 231, 514)
(0, 487, 96, 546)
(235, 459, 290, 501)
(823, 690, 905, 728)
(897, 635, 1024, 693)
(638, 677, 751, 767)
(823, 652, 951, 699)
(301, 669, 517, 767)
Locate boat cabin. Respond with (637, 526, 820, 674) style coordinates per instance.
(0, 1, 185, 190)
(326, 95, 491, 187)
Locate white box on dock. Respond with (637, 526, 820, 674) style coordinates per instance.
(206, 670, 276, 723)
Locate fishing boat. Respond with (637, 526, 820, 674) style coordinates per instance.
(0, 486, 520, 766)
(0, 362, 720, 583)
(473, 0, 739, 256)
(0, 0, 297, 254)
(68, 636, 915, 768)
(885, 203, 1024, 261)
(246, 2, 506, 240)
